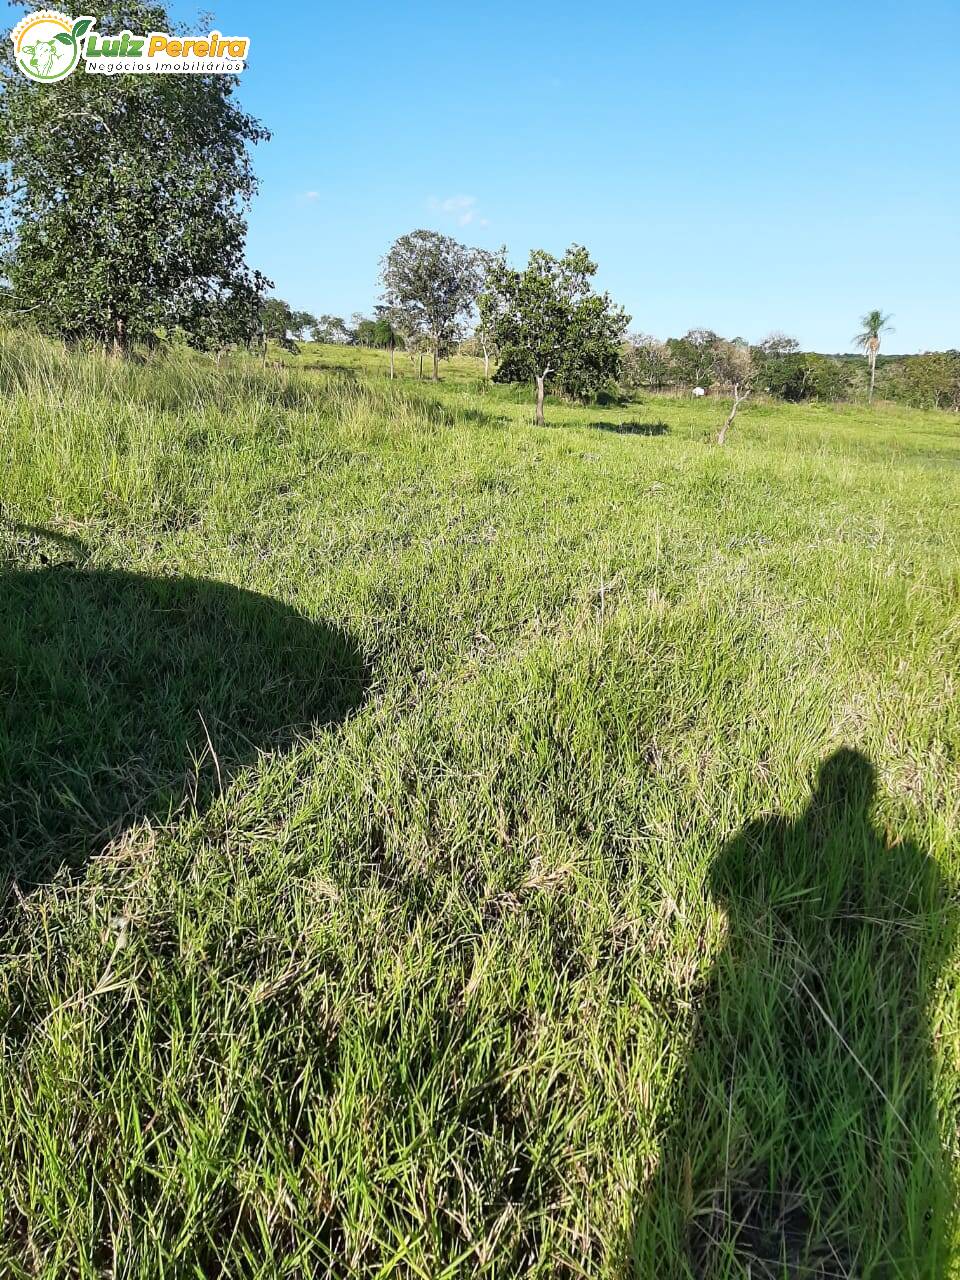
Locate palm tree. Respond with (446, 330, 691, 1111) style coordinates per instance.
(853, 309, 894, 404)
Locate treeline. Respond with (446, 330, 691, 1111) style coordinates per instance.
(272, 300, 960, 413)
(260, 302, 408, 353)
(870, 352, 960, 411)
(1, 2, 954, 421)
(620, 331, 960, 410)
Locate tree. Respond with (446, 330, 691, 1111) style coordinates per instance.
(477, 322, 497, 382)
(757, 331, 800, 356)
(313, 314, 352, 345)
(0, 1, 269, 354)
(712, 340, 758, 444)
(387, 306, 427, 378)
(853, 309, 894, 404)
(289, 309, 318, 341)
(470, 248, 503, 382)
(621, 334, 672, 391)
(665, 329, 721, 388)
(260, 297, 298, 351)
(893, 351, 960, 410)
(350, 310, 404, 375)
(186, 274, 268, 360)
(380, 229, 483, 381)
(351, 316, 392, 348)
(459, 327, 500, 381)
(371, 305, 406, 379)
(761, 352, 851, 402)
(479, 245, 628, 426)
(352, 318, 379, 347)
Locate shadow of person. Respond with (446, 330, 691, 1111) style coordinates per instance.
(632, 749, 956, 1278)
(0, 563, 368, 894)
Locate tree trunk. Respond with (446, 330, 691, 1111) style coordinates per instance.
(432, 344, 439, 381)
(418, 353, 423, 380)
(110, 315, 127, 357)
(389, 341, 395, 380)
(482, 344, 490, 381)
(535, 375, 546, 427)
(868, 350, 876, 403)
(717, 386, 750, 444)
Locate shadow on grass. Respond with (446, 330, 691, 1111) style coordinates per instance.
(298, 361, 360, 378)
(632, 749, 956, 1277)
(590, 420, 670, 437)
(0, 550, 368, 892)
(419, 401, 509, 431)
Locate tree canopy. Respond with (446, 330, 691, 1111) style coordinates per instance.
(380, 230, 483, 380)
(853, 309, 894, 403)
(757, 331, 801, 357)
(480, 245, 628, 424)
(353, 316, 400, 349)
(0, 1, 268, 353)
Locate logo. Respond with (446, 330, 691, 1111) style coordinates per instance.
(10, 10, 91, 82)
(9, 10, 249, 79)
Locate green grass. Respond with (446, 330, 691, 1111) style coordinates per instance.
(0, 331, 958, 1277)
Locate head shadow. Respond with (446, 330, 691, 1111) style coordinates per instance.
(1, 548, 368, 893)
(634, 748, 957, 1277)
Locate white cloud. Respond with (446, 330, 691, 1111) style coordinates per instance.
(428, 194, 488, 228)
(302, 191, 320, 201)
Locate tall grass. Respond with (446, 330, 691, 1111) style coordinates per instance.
(0, 332, 958, 1276)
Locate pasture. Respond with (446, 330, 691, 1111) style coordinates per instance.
(1, 332, 958, 1277)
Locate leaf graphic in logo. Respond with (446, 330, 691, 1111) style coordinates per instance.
(72, 18, 93, 38)
(55, 32, 73, 45)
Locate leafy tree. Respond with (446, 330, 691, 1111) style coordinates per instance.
(350, 312, 402, 375)
(260, 297, 298, 350)
(352, 318, 379, 347)
(803, 354, 852, 401)
(380, 229, 483, 380)
(0, 0, 269, 354)
(371, 305, 405, 378)
(665, 329, 720, 388)
(621, 334, 672, 391)
(761, 352, 851, 402)
(289, 309, 318, 341)
(757, 331, 800, 356)
(370, 319, 391, 347)
(186, 275, 267, 360)
(892, 351, 960, 410)
(853, 308, 894, 403)
(311, 314, 352, 345)
(480, 245, 628, 426)
(349, 316, 392, 348)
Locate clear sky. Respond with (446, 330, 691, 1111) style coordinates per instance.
(181, 0, 958, 353)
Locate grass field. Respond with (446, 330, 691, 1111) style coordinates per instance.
(1, 332, 959, 1278)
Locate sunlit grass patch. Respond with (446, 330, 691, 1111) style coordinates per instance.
(0, 332, 958, 1276)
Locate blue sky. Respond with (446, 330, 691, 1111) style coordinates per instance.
(187, 0, 957, 352)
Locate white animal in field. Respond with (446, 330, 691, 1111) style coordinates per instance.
(693, 386, 706, 397)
